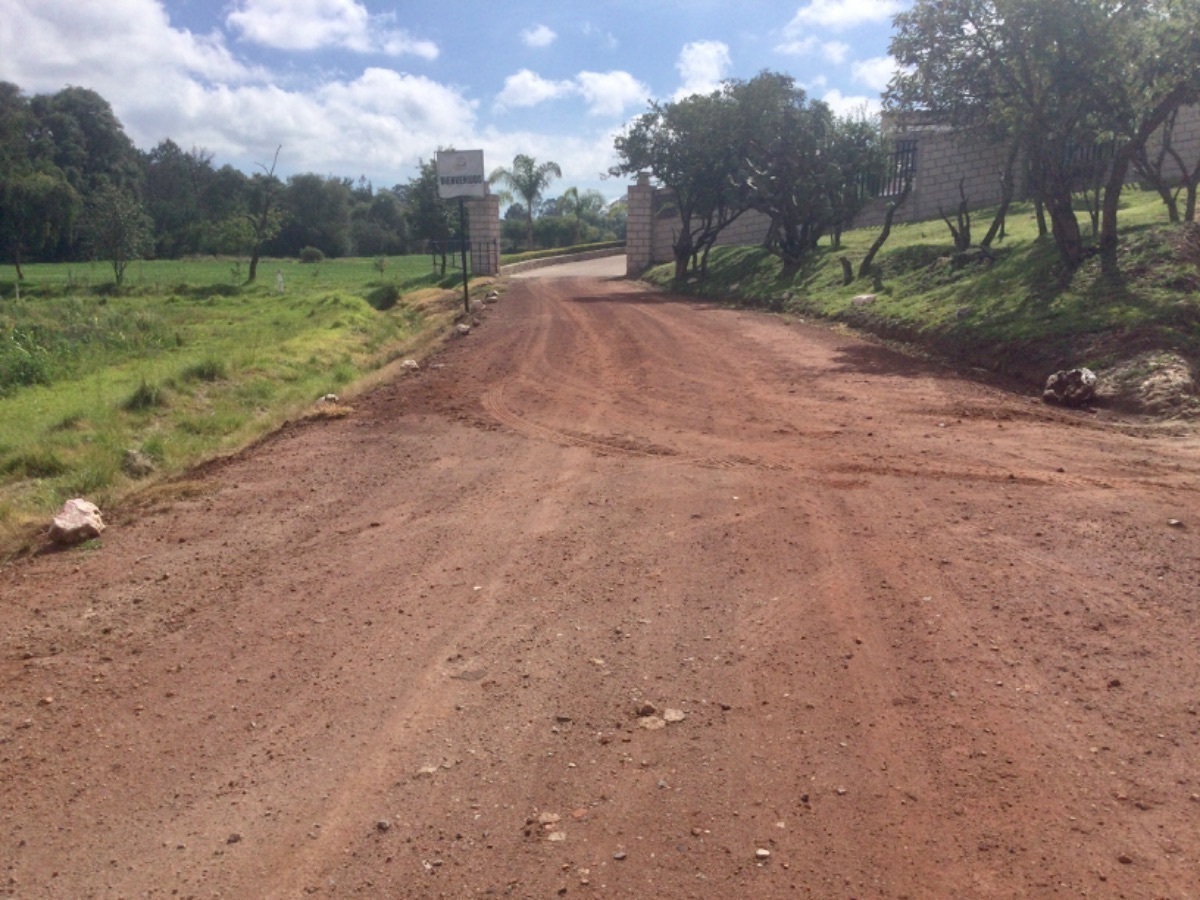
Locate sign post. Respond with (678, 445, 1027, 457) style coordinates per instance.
(436, 150, 486, 315)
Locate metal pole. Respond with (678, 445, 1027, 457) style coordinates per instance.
(458, 197, 470, 314)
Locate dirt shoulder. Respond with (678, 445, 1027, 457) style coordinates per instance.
(2, 269, 1199, 898)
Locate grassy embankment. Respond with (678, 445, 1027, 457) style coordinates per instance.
(643, 189, 1199, 399)
(0, 254, 480, 549)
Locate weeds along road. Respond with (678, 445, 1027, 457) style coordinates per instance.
(3, 262, 1200, 899)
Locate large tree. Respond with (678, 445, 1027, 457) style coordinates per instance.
(488, 154, 562, 251)
(735, 73, 836, 276)
(612, 86, 750, 279)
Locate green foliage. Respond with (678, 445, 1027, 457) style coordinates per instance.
(887, 0, 1200, 268)
(181, 358, 227, 382)
(299, 245, 325, 263)
(123, 380, 167, 411)
(489, 154, 562, 251)
(644, 189, 1200, 382)
(365, 283, 400, 310)
(0, 255, 448, 538)
(0, 328, 53, 394)
(84, 183, 152, 286)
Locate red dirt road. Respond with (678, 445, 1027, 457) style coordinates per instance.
(3, 268, 1199, 899)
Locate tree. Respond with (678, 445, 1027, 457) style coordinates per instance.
(142, 139, 215, 257)
(406, 158, 454, 275)
(888, 0, 1200, 271)
(272, 173, 352, 258)
(244, 147, 283, 283)
(736, 74, 836, 276)
(825, 112, 889, 249)
(612, 86, 750, 280)
(488, 154, 562, 251)
(84, 182, 150, 286)
(557, 187, 607, 244)
(1, 172, 79, 281)
(29, 86, 141, 193)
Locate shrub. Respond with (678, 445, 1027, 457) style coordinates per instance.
(366, 283, 400, 311)
(0, 330, 53, 395)
(1, 450, 68, 479)
(299, 246, 325, 263)
(182, 358, 228, 382)
(123, 380, 167, 411)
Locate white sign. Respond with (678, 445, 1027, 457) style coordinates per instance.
(436, 150, 486, 199)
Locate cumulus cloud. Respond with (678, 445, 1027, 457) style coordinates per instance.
(494, 69, 576, 112)
(0, 0, 472, 178)
(821, 88, 882, 118)
(823, 41, 851, 64)
(225, 0, 438, 58)
(577, 71, 649, 117)
(520, 24, 557, 48)
(786, 0, 904, 31)
(674, 40, 731, 100)
(851, 56, 896, 91)
(493, 69, 648, 117)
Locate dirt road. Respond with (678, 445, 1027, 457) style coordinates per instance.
(3, 267, 1199, 899)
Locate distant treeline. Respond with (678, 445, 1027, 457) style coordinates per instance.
(0, 82, 624, 281)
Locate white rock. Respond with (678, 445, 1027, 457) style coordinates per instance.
(49, 499, 105, 546)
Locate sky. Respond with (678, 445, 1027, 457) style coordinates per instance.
(0, 0, 906, 205)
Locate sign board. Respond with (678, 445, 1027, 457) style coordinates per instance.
(436, 150, 486, 199)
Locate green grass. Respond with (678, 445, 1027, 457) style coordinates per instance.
(644, 190, 1200, 384)
(0, 254, 474, 547)
(500, 240, 624, 266)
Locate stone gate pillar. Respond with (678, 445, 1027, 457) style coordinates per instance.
(466, 193, 500, 276)
(625, 172, 654, 277)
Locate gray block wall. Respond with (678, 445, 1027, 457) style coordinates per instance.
(625, 104, 1200, 267)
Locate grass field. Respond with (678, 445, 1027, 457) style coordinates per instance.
(0, 254, 476, 548)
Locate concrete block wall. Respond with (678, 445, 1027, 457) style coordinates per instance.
(467, 195, 500, 276)
(624, 104, 1200, 268)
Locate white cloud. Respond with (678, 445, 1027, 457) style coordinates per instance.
(786, 0, 904, 32)
(582, 22, 618, 51)
(674, 40, 731, 100)
(823, 41, 851, 64)
(0, 0, 471, 179)
(520, 24, 557, 48)
(775, 36, 817, 56)
(851, 55, 896, 91)
(577, 71, 649, 117)
(493, 69, 647, 117)
(821, 89, 882, 118)
(225, 0, 438, 58)
(494, 69, 575, 112)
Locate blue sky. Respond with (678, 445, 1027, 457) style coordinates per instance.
(0, 0, 906, 204)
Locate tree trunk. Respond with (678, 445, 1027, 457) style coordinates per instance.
(1046, 190, 1085, 270)
(981, 141, 1021, 249)
(12, 243, 23, 283)
(858, 183, 910, 280)
(1100, 89, 1191, 266)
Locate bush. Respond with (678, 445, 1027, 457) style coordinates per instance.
(182, 358, 228, 382)
(366, 283, 400, 311)
(123, 380, 167, 411)
(0, 330, 53, 395)
(299, 246, 325, 263)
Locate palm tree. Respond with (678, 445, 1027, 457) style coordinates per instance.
(557, 187, 607, 244)
(488, 154, 562, 250)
